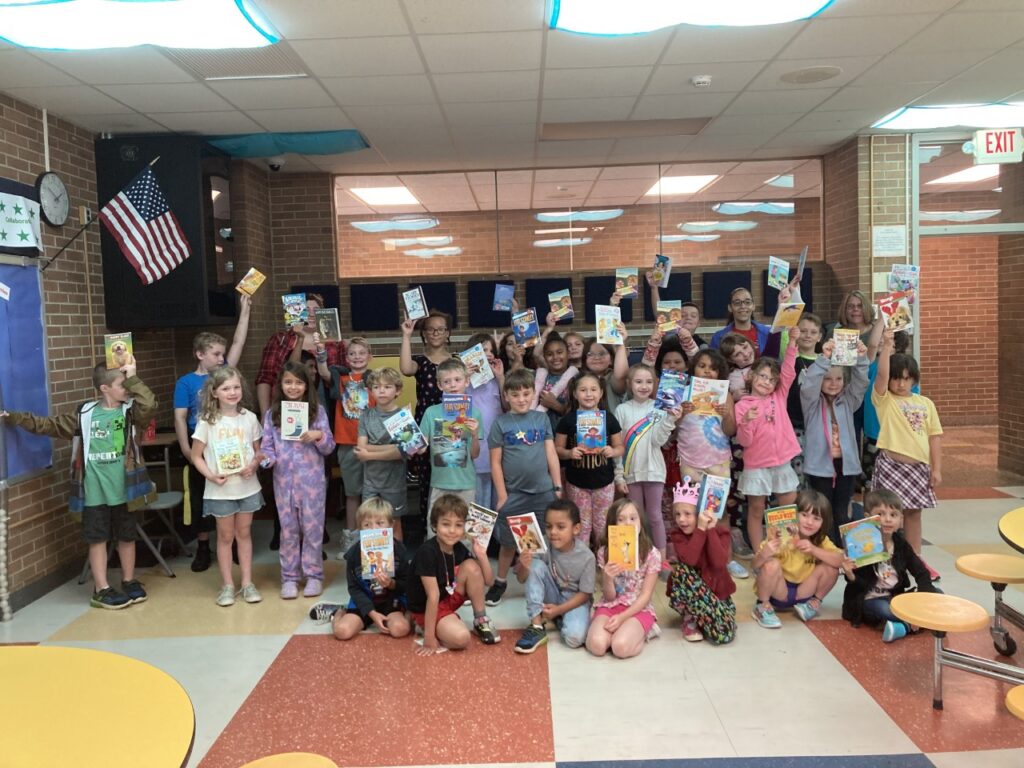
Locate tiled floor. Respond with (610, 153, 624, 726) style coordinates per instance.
(3, 427, 1024, 768)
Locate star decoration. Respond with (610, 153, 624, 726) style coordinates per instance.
(13, 203, 23, 215)
(18, 230, 30, 242)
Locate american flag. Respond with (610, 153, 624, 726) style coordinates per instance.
(99, 167, 191, 285)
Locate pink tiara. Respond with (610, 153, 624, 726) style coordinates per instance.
(673, 477, 700, 505)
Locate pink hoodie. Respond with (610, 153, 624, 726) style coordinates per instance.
(733, 345, 800, 469)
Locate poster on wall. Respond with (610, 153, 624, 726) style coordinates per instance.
(871, 225, 907, 258)
(0, 177, 43, 258)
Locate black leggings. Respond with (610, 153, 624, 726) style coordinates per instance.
(806, 461, 858, 547)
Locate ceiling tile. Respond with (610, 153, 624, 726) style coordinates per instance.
(597, 165, 660, 179)
(779, 14, 937, 59)
(534, 167, 601, 182)
(762, 129, 855, 148)
(821, 0, 960, 15)
(818, 84, 939, 112)
(290, 37, 424, 77)
(535, 139, 614, 158)
(543, 67, 652, 99)
(645, 62, 763, 95)
(0, 51, 78, 88)
(785, 109, 886, 132)
(6, 85, 134, 115)
(442, 100, 538, 126)
(853, 50, 991, 85)
(541, 97, 637, 123)
(545, 28, 673, 69)
(588, 178, 652, 198)
(662, 24, 802, 64)
(898, 11, 1024, 53)
(312, 148, 390, 173)
(419, 31, 542, 73)
(630, 92, 736, 121)
(151, 111, 264, 133)
(433, 70, 540, 102)
(605, 135, 694, 161)
(733, 160, 800, 174)
(98, 83, 231, 113)
(33, 48, 194, 85)
(63, 112, 169, 134)
(722, 88, 835, 116)
(345, 103, 446, 132)
(940, 47, 1024, 84)
(681, 134, 767, 157)
(705, 113, 799, 137)
(269, 153, 322, 173)
(449, 122, 536, 143)
(911, 78, 1022, 105)
(747, 56, 879, 91)
(404, 0, 545, 33)
(259, 0, 409, 38)
(321, 74, 436, 106)
(247, 107, 355, 132)
(208, 78, 334, 110)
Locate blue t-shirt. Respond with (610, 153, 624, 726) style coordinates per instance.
(487, 410, 555, 495)
(173, 371, 207, 433)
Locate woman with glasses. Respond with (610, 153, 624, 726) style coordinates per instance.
(709, 287, 780, 358)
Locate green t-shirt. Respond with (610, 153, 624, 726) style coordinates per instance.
(419, 403, 482, 492)
(83, 406, 126, 507)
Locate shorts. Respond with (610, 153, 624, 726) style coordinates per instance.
(495, 490, 555, 549)
(203, 492, 264, 518)
(428, 486, 476, 516)
(345, 596, 407, 628)
(411, 591, 466, 629)
(337, 445, 364, 498)
(770, 580, 811, 610)
(593, 603, 657, 634)
(739, 463, 800, 497)
(82, 503, 136, 545)
(362, 489, 407, 517)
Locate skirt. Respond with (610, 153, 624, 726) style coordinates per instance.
(871, 450, 936, 510)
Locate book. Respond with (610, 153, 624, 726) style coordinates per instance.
(313, 307, 341, 342)
(768, 256, 790, 290)
(465, 503, 498, 548)
(888, 264, 920, 294)
(430, 418, 469, 468)
(771, 300, 805, 332)
(832, 328, 860, 366)
(878, 290, 914, 333)
(235, 267, 266, 296)
(687, 377, 729, 416)
(614, 267, 639, 298)
(656, 300, 682, 334)
(764, 504, 799, 549)
(595, 304, 623, 345)
(282, 293, 308, 326)
(382, 407, 428, 456)
(402, 286, 428, 321)
(104, 332, 132, 370)
(212, 434, 247, 476)
(512, 308, 540, 348)
(360, 527, 396, 579)
(840, 516, 890, 569)
(652, 254, 671, 288)
(548, 288, 574, 321)
(697, 474, 731, 520)
(608, 524, 639, 570)
(576, 409, 606, 454)
(493, 283, 515, 312)
(655, 370, 690, 411)
(442, 393, 472, 424)
(459, 343, 494, 388)
(281, 401, 308, 441)
(507, 512, 547, 554)
(796, 245, 809, 282)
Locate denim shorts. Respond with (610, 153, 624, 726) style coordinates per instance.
(203, 492, 264, 518)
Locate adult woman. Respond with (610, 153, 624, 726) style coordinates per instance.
(826, 290, 878, 344)
(709, 287, 775, 355)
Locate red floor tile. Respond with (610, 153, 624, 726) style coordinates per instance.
(935, 487, 1013, 500)
(808, 620, 1024, 752)
(199, 631, 553, 767)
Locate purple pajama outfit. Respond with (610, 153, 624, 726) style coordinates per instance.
(261, 405, 336, 583)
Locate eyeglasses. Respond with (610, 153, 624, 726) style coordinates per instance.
(753, 372, 777, 382)
(424, 327, 448, 335)
(587, 350, 609, 358)
(731, 299, 754, 308)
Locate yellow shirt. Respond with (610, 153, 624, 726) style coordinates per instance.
(756, 536, 842, 585)
(870, 389, 942, 465)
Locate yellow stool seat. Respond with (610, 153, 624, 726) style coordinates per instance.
(1007, 686, 1024, 720)
(891, 592, 990, 634)
(999, 507, 1024, 555)
(955, 553, 1024, 584)
(239, 754, 338, 768)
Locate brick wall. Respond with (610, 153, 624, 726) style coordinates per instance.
(822, 137, 864, 309)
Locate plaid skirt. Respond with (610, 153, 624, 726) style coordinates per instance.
(871, 450, 936, 509)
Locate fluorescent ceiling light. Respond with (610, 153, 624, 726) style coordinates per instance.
(659, 234, 721, 243)
(926, 165, 999, 185)
(765, 174, 794, 189)
(0, 0, 276, 50)
(535, 227, 589, 235)
(919, 209, 1000, 222)
(550, 0, 831, 34)
(533, 238, 593, 248)
(350, 217, 438, 233)
(679, 220, 758, 233)
(713, 201, 794, 215)
(349, 186, 419, 206)
(646, 175, 719, 197)
(873, 103, 1024, 131)
(405, 247, 462, 258)
(535, 209, 623, 223)
(382, 236, 453, 248)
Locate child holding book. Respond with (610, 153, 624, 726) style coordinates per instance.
(2, 357, 156, 609)
(191, 367, 264, 607)
(581, 330, 629, 413)
(260, 362, 336, 599)
(408, 494, 501, 653)
(555, 372, 625, 548)
(667, 478, 736, 644)
(720, 333, 758, 401)
(513, 499, 596, 653)
(786, 312, 823, 486)
(533, 332, 578, 430)
(841, 489, 939, 642)
(565, 332, 586, 371)
(464, 333, 504, 508)
(486, 368, 562, 606)
(586, 499, 663, 658)
(751, 489, 842, 629)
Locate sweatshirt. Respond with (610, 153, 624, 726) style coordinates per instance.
(733, 345, 800, 469)
(614, 399, 678, 484)
(800, 354, 869, 479)
(668, 525, 736, 600)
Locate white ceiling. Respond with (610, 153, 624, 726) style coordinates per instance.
(1, 0, 1022, 174)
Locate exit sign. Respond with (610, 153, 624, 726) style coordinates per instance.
(972, 128, 1023, 164)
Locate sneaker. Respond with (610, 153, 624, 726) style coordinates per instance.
(473, 616, 501, 644)
(121, 579, 148, 604)
(731, 528, 754, 559)
(280, 581, 299, 600)
(514, 624, 548, 654)
(216, 584, 236, 607)
(646, 622, 662, 641)
(303, 578, 323, 598)
(240, 583, 262, 604)
(753, 602, 781, 629)
(309, 602, 342, 624)
(793, 599, 820, 623)
(90, 587, 131, 610)
(727, 559, 750, 580)
(485, 580, 507, 606)
(882, 620, 909, 643)
(682, 615, 703, 643)
(190, 544, 212, 573)
(921, 559, 941, 582)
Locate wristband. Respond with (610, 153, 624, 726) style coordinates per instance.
(315, 351, 328, 362)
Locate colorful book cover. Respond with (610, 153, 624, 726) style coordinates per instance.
(652, 254, 671, 288)
(104, 332, 132, 370)
(878, 290, 914, 333)
(768, 256, 790, 290)
(235, 267, 266, 297)
(442, 393, 472, 423)
(595, 304, 623, 345)
(765, 504, 799, 549)
(465, 503, 498, 548)
(212, 434, 246, 476)
(888, 264, 920, 294)
(548, 288, 574, 320)
(313, 307, 341, 342)
(507, 512, 548, 554)
(655, 370, 690, 411)
(402, 286, 428, 321)
(575, 409, 606, 454)
(832, 328, 860, 366)
(614, 267, 639, 298)
(430, 418, 469, 469)
(493, 283, 515, 311)
(360, 527, 395, 578)
(796, 245, 809, 282)
(697, 474, 731, 520)
(840, 516, 890, 569)
(459, 343, 494, 388)
(282, 293, 308, 326)
(656, 300, 682, 334)
(382, 407, 428, 456)
(512, 308, 540, 348)
(687, 377, 729, 416)
(771, 300, 805, 332)
(608, 524, 639, 570)
(281, 401, 308, 441)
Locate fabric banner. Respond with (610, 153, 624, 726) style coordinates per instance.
(0, 177, 43, 256)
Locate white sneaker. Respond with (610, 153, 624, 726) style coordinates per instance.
(727, 559, 750, 580)
(216, 584, 235, 607)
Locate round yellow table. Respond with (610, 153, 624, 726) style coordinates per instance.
(999, 507, 1024, 555)
(240, 753, 338, 768)
(0, 645, 194, 768)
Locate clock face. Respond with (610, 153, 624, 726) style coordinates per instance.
(37, 172, 69, 227)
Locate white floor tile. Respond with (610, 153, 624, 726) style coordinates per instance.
(928, 748, 1024, 768)
(1, 579, 93, 643)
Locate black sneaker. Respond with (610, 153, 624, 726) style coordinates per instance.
(514, 624, 548, 654)
(90, 587, 131, 610)
(121, 579, 148, 604)
(484, 580, 507, 606)
(473, 616, 501, 645)
(190, 544, 211, 573)
(309, 602, 342, 624)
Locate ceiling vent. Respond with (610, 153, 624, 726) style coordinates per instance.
(541, 117, 711, 141)
(779, 66, 842, 85)
(163, 44, 307, 80)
